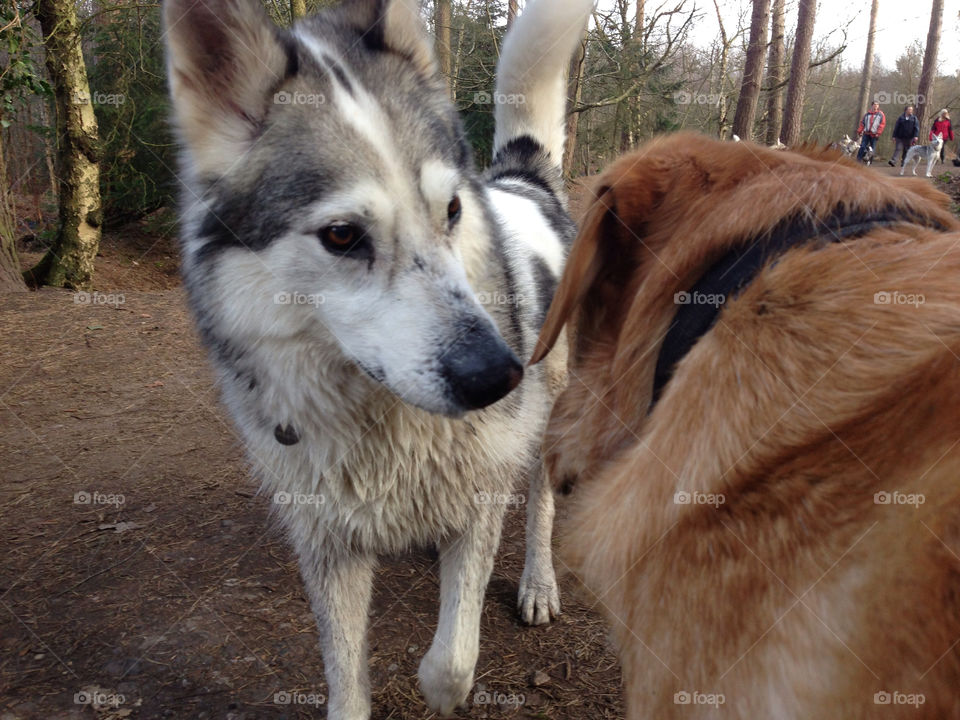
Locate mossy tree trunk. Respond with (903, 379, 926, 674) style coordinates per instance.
(25, 0, 101, 290)
(0, 119, 25, 292)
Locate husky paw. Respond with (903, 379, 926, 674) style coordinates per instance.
(518, 565, 560, 625)
(418, 646, 473, 717)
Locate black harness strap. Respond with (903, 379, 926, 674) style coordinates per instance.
(649, 206, 947, 412)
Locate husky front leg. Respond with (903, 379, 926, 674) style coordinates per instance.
(299, 546, 375, 720)
(519, 460, 560, 624)
(419, 507, 504, 715)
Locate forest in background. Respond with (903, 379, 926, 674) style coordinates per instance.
(0, 0, 956, 291)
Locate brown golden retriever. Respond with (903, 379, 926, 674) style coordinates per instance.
(531, 132, 960, 718)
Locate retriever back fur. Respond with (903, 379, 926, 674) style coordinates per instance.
(534, 132, 960, 719)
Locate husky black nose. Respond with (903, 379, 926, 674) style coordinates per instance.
(441, 321, 524, 411)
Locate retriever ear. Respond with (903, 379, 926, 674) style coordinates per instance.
(530, 185, 617, 364)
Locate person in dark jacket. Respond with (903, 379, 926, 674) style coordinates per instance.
(888, 105, 919, 166)
(930, 109, 953, 163)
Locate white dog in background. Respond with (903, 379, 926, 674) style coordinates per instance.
(901, 133, 944, 177)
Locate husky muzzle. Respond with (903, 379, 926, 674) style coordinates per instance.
(440, 319, 523, 411)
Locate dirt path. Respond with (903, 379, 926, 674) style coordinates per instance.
(0, 289, 622, 720)
(4, 164, 958, 720)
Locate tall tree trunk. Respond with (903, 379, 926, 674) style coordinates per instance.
(731, 0, 770, 140)
(38, 101, 58, 201)
(507, 0, 518, 29)
(780, 0, 815, 146)
(26, 0, 101, 290)
(623, 0, 645, 150)
(915, 0, 944, 130)
(636, 0, 644, 48)
(451, 0, 474, 100)
(290, 0, 307, 21)
(855, 0, 879, 127)
(0, 118, 25, 292)
(564, 36, 587, 177)
(811, 58, 841, 137)
(711, 0, 733, 139)
(764, 0, 784, 144)
(616, 0, 632, 151)
(434, 0, 453, 98)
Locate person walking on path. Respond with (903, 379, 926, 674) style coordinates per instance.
(857, 101, 886, 162)
(888, 105, 919, 166)
(930, 109, 953, 164)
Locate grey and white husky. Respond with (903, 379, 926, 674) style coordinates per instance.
(901, 133, 944, 177)
(163, 0, 591, 716)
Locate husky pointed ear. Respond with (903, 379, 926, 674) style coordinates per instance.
(164, 0, 293, 175)
(348, 0, 437, 77)
(385, 0, 437, 75)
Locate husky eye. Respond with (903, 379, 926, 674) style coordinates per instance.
(323, 224, 356, 246)
(447, 195, 462, 225)
(319, 223, 371, 260)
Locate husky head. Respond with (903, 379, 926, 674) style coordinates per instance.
(164, 0, 523, 417)
(932, 132, 944, 151)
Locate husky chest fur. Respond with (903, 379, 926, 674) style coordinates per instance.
(164, 0, 592, 716)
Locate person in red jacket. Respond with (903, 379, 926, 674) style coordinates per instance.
(857, 101, 886, 162)
(930, 109, 953, 164)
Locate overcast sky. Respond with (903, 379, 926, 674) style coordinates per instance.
(643, 0, 960, 75)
